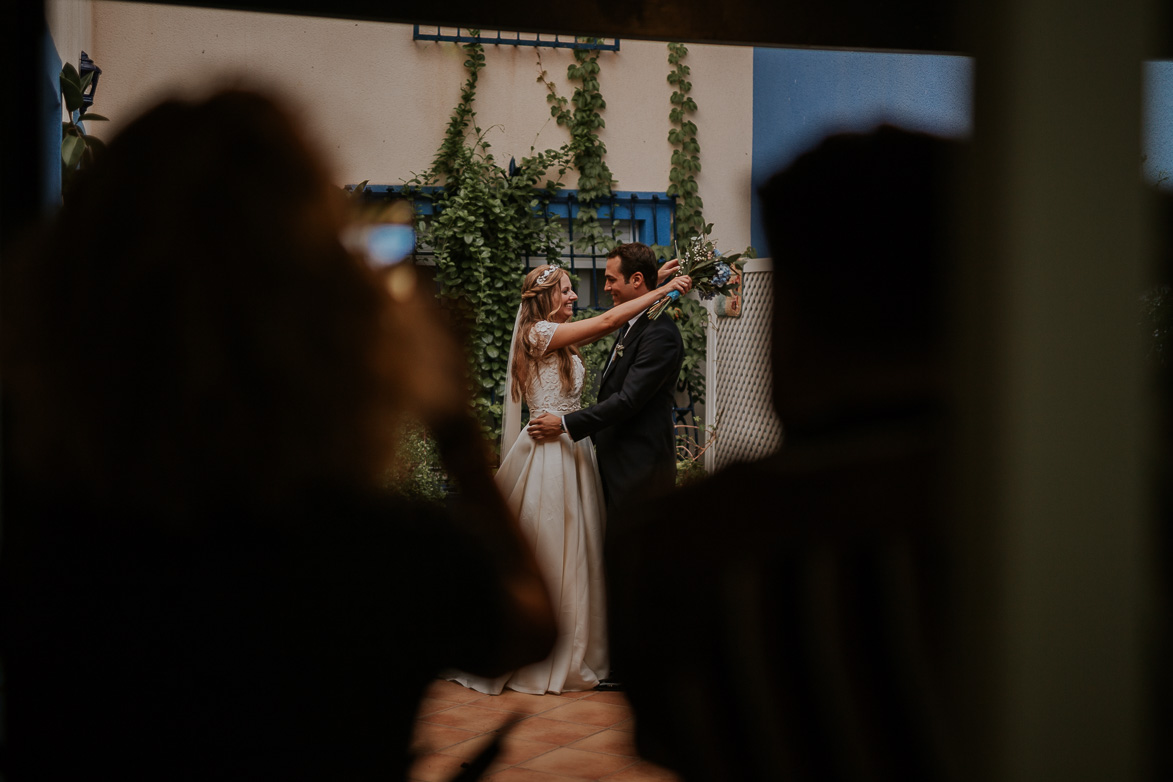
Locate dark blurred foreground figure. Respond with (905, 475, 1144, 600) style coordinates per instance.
(608, 126, 959, 780)
(0, 89, 555, 781)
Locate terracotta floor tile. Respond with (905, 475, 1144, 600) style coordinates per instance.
(434, 732, 496, 760)
(482, 760, 511, 777)
(496, 736, 562, 766)
(599, 760, 684, 781)
(442, 734, 558, 767)
(476, 690, 563, 715)
(486, 767, 592, 782)
(582, 691, 629, 707)
(521, 747, 636, 777)
(416, 697, 455, 717)
(555, 689, 596, 699)
(541, 699, 631, 728)
(424, 703, 519, 733)
(568, 729, 638, 757)
(510, 716, 604, 745)
(413, 673, 676, 781)
(426, 679, 492, 704)
(411, 721, 481, 753)
(407, 751, 471, 782)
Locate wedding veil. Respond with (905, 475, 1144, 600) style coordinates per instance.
(499, 303, 524, 462)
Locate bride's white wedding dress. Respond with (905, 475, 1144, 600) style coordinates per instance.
(448, 320, 609, 695)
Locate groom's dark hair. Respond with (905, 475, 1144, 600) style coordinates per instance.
(609, 242, 658, 290)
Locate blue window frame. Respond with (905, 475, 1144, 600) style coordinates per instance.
(535, 191, 675, 311)
(413, 26, 620, 52)
(352, 186, 676, 312)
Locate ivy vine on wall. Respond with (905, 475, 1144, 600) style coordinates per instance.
(662, 41, 756, 410)
(537, 46, 619, 255)
(664, 41, 711, 408)
(405, 34, 568, 444)
(667, 42, 705, 240)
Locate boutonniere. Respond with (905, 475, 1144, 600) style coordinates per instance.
(615, 340, 625, 358)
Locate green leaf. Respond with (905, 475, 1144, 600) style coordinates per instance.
(62, 134, 85, 169)
(60, 62, 81, 90)
(61, 73, 84, 113)
(79, 112, 109, 122)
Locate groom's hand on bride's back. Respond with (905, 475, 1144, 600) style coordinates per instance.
(527, 413, 563, 442)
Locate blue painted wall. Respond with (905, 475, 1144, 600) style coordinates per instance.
(44, 37, 63, 211)
(1144, 61, 1173, 188)
(751, 48, 974, 253)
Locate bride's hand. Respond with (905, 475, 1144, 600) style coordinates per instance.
(664, 274, 692, 297)
(657, 259, 682, 285)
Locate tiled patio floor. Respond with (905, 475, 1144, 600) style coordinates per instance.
(408, 679, 684, 781)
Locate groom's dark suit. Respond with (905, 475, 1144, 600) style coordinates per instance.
(563, 314, 684, 522)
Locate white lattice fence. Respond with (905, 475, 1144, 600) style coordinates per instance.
(705, 258, 783, 472)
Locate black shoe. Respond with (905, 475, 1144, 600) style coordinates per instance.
(595, 678, 624, 692)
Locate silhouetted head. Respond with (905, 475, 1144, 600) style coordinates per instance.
(3, 89, 410, 518)
(758, 125, 959, 437)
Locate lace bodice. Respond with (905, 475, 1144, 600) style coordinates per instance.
(525, 320, 584, 417)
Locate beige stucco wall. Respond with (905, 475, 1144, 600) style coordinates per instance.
(84, 2, 753, 250)
(47, 0, 94, 76)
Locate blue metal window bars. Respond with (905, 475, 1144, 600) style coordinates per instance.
(412, 26, 620, 51)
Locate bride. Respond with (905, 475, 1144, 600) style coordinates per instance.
(448, 262, 690, 695)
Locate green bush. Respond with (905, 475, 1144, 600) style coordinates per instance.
(382, 422, 448, 503)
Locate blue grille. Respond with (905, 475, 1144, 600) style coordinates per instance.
(350, 185, 676, 311)
(413, 26, 620, 51)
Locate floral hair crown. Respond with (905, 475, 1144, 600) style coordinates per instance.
(535, 265, 561, 286)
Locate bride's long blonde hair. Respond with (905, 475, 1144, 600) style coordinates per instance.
(511, 265, 581, 403)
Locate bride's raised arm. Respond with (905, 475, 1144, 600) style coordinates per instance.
(544, 274, 691, 352)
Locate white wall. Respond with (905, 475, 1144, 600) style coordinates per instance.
(88, 2, 753, 250)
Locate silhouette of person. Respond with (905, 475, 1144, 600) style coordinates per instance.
(607, 126, 961, 781)
(0, 88, 554, 781)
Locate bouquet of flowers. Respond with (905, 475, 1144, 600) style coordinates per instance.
(648, 224, 743, 319)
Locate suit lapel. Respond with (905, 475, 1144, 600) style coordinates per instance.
(599, 329, 623, 385)
(600, 316, 653, 387)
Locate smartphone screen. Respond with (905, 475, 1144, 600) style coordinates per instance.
(345, 223, 415, 267)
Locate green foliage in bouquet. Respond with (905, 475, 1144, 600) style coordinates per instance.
(648, 224, 743, 320)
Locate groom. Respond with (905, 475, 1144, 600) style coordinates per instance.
(527, 242, 685, 523)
